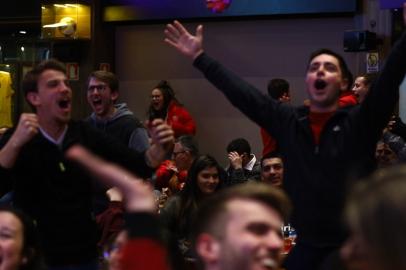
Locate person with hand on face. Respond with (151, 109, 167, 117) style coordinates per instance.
(226, 138, 261, 186)
(0, 59, 174, 270)
(148, 80, 196, 138)
(66, 145, 291, 270)
(163, 13, 406, 270)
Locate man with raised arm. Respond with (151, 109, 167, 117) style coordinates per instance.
(0, 59, 174, 270)
(164, 10, 406, 269)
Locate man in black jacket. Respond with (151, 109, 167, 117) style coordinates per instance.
(0, 59, 174, 270)
(164, 18, 406, 270)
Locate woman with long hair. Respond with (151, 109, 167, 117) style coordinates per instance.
(148, 80, 196, 138)
(159, 155, 224, 258)
(0, 206, 46, 270)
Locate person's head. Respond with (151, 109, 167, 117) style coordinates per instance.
(150, 80, 176, 113)
(341, 165, 406, 270)
(261, 152, 284, 187)
(267, 78, 290, 102)
(22, 59, 71, 124)
(306, 49, 351, 112)
(173, 135, 199, 171)
(183, 155, 224, 197)
(0, 206, 44, 270)
(226, 138, 252, 167)
(375, 141, 398, 168)
(352, 73, 377, 103)
(193, 182, 291, 270)
(86, 71, 119, 120)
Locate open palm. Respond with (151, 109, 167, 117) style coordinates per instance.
(164, 20, 204, 59)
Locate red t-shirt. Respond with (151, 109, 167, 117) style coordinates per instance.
(309, 111, 335, 145)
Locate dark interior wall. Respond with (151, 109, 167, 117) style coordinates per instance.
(115, 17, 355, 165)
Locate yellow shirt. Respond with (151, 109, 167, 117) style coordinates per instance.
(0, 71, 14, 127)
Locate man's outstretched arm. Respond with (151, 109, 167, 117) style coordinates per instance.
(66, 145, 170, 270)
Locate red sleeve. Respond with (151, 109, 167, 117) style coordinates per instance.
(96, 201, 125, 248)
(167, 103, 197, 137)
(155, 160, 175, 190)
(121, 239, 170, 270)
(122, 213, 170, 270)
(338, 92, 357, 107)
(260, 128, 277, 156)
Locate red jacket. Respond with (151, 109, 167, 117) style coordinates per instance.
(260, 127, 277, 157)
(155, 160, 187, 190)
(166, 101, 196, 138)
(339, 91, 357, 107)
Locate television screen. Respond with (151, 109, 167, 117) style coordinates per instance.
(104, 0, 357, 22)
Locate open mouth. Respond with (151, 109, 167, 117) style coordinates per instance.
(314, 79, 327, 90)
(58, 98, 71, 109)
(261, 258, 277, 269)
(92, 99, 102, 107)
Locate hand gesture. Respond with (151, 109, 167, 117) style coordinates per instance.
(11, 113, 39, 149)
(146, 119, 174, 168)
(228, 151, 243, 169)
(66, 145, 156, 213)
(106, 187, 123, 202)
(164, 20, 204, 60)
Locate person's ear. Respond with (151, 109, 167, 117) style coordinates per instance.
(340, 77, 349, 92)
(111, 90, 119, 102)
(26, 92, 40, 106)
(196, 233, 221, 264)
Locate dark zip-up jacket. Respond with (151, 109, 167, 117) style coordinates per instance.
(193, 31, 406, 247)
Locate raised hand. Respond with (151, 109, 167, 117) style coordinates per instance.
(228, 151, 243, 169)
(11, 113, 39, 149)
(0, 113, 39, 168)
(66, 145, 156, 212)
(164, 20, 204, 60)
(146, 119, 174, 168)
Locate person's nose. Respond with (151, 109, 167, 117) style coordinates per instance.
(264, 231, 284, 250)
(61, 82, 71, 93)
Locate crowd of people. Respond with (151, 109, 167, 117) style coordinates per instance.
(1, 3, 406, 270)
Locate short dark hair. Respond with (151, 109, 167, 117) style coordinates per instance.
(345, 165, 406, 270)
(261, 151, 283, 168)
(22, 59, 66, 111)
(0, 206, 46, 270)
(176, 135, 199, 158)
(22, 59, 66, 97)
(192, 182, 291, 248)
(308, 48, 352, 90)
(226, 138, 251, 155)
(267, 78, 290, 99)
(87, 70, 119, 93)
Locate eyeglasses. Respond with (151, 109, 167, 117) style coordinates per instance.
(87, 84, 107, 93)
